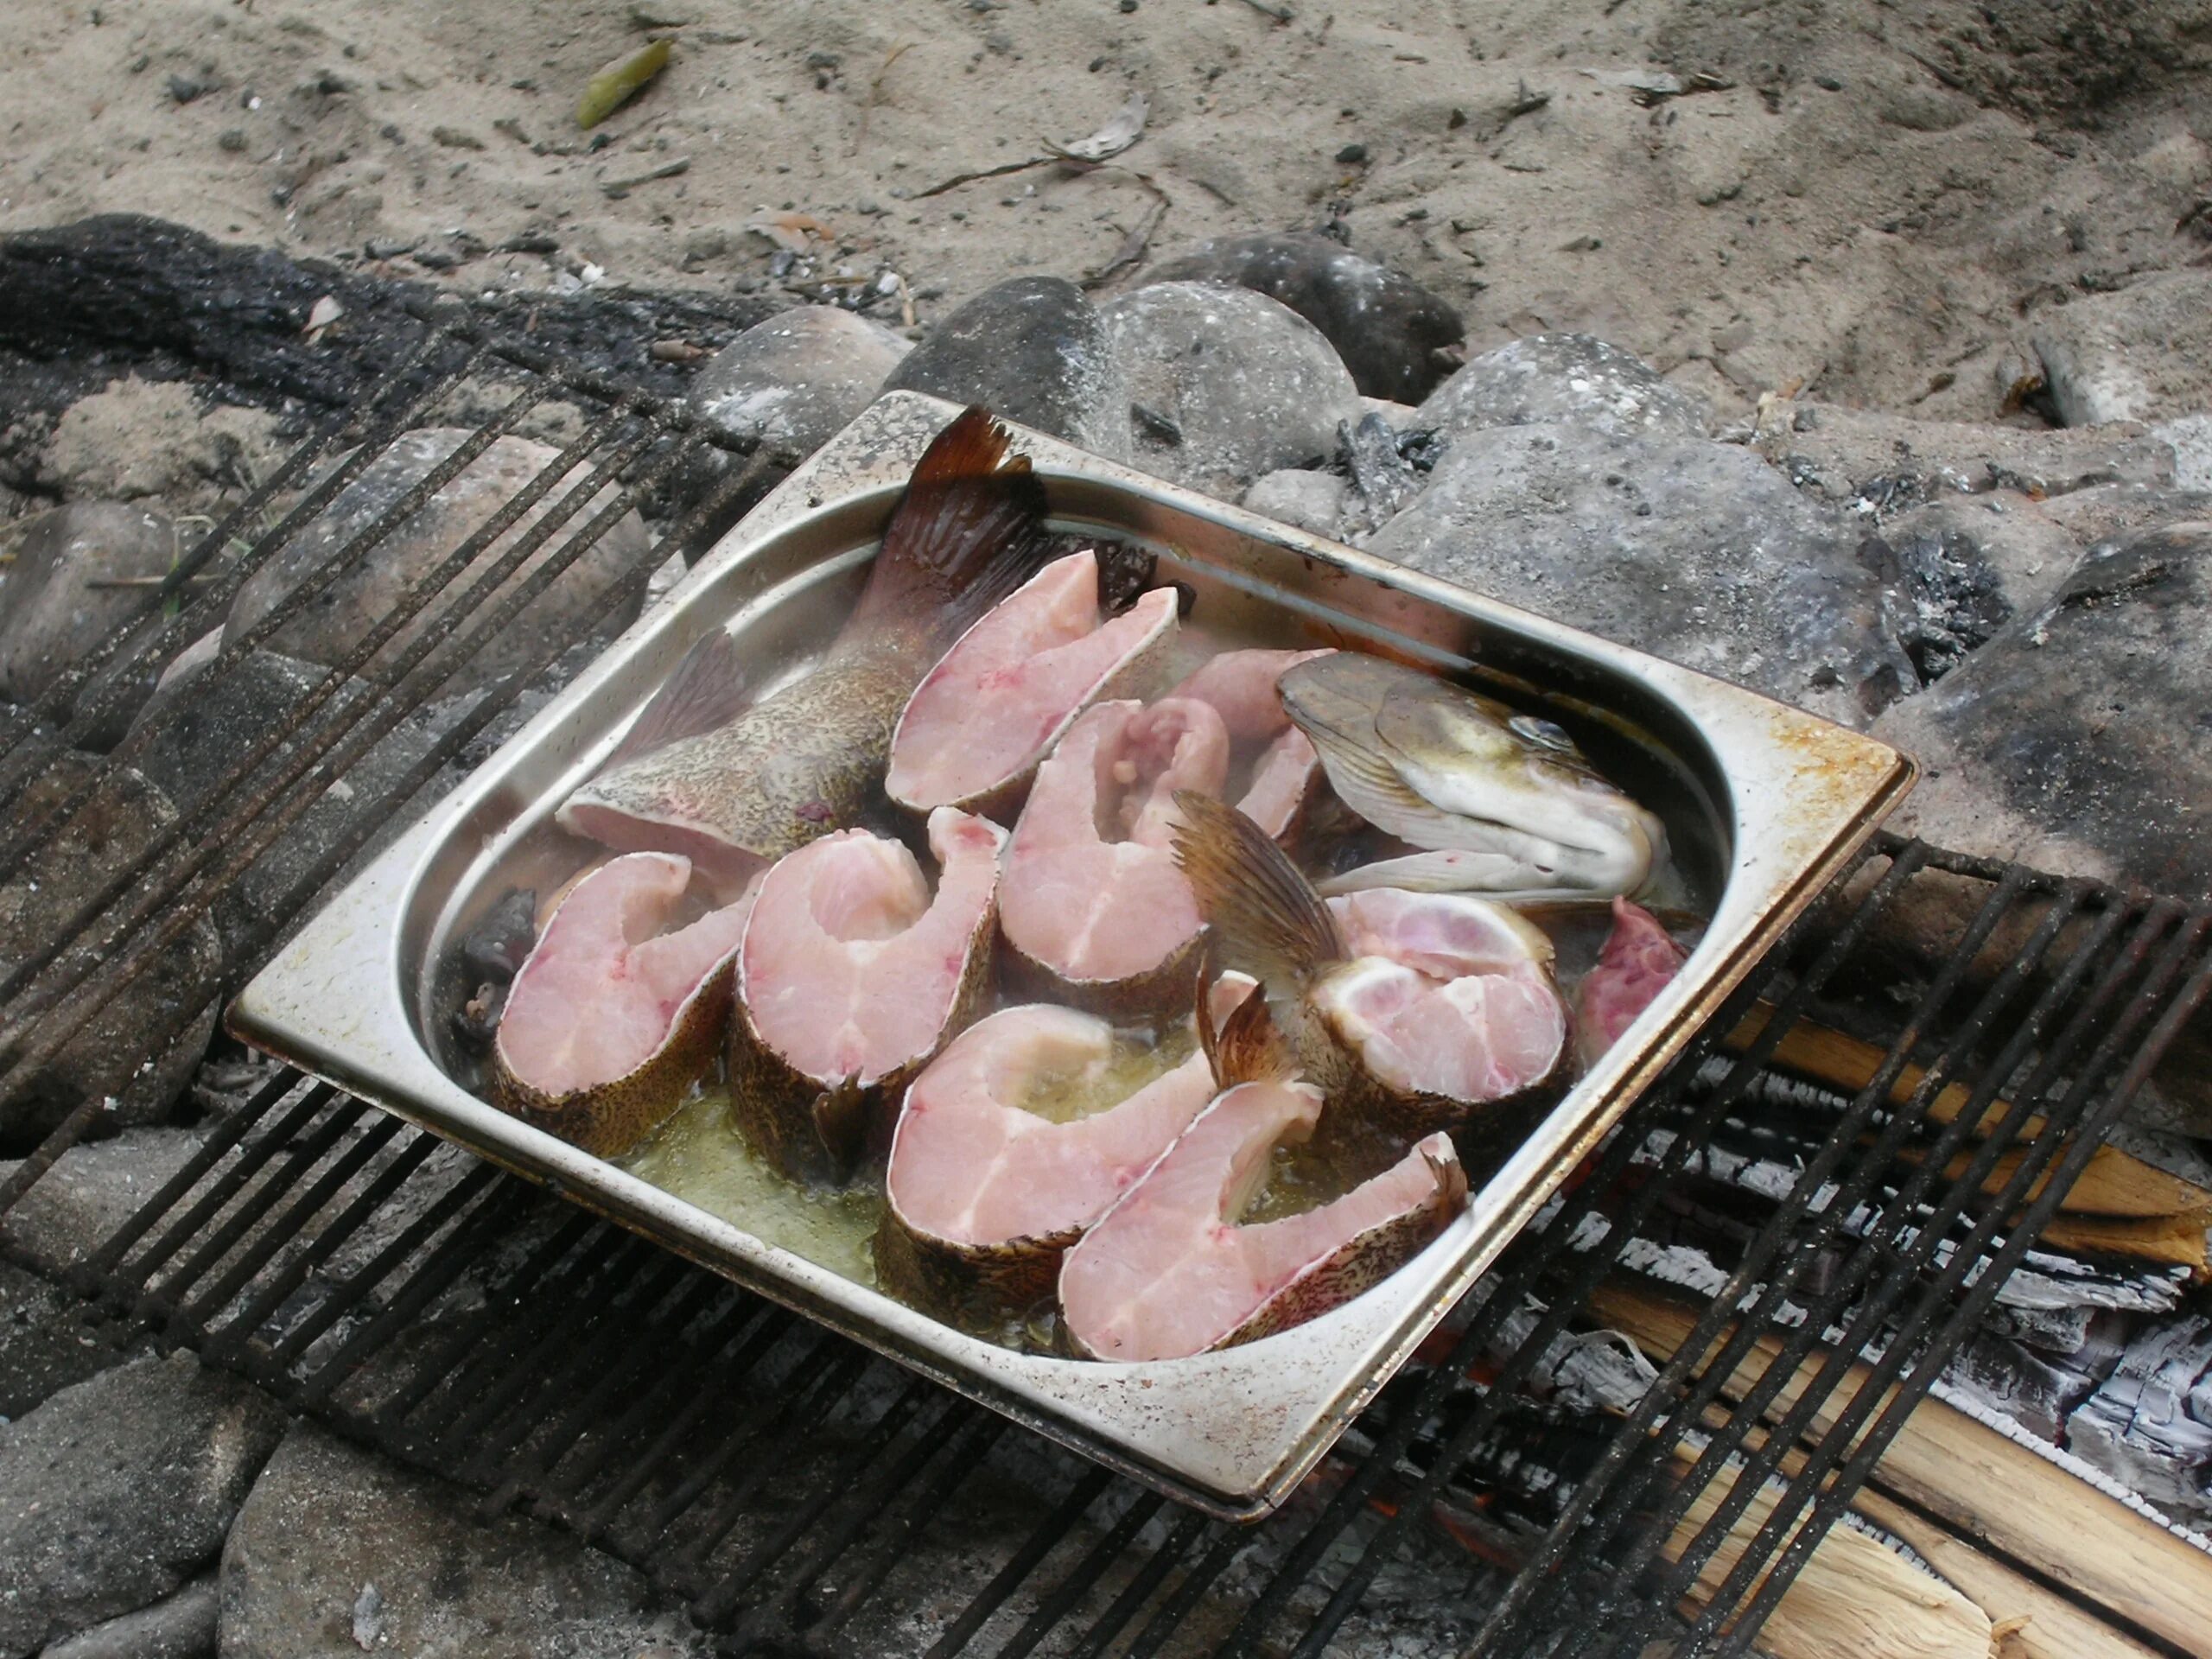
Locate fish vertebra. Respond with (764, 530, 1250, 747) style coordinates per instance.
(1057, 995, 1465, 1362)
(559, 406, 1052, 884)
(1279, 652, 1664, 900)
(729, 807, 1007, 1182)
(1171, 791, 1569, 1166)
(493, 853, 754, 1157)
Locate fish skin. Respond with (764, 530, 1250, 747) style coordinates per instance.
(1170, 791, 1569, 1171)
(558, 406, 1052, 882)
(1280, 652, 1665, 902)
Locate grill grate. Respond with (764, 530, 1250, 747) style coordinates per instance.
(3, 313, 2209, 1656)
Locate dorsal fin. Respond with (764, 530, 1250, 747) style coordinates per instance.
(1170, 791, 1344, 992)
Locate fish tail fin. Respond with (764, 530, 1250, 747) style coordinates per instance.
(598, 629, 753, 772)
(852, 405, 1052, 634)
(1171, 791, 1344, 990)
(1205, 982, 1300, 1089)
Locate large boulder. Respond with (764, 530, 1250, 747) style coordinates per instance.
(1364, 423, 1917, 728)
(1141, 232, 1465, 404)
(1101, 282, 1364, 499)
(0, 1353, 283, 1656)
(223, 429, 651, 698)
(2033, 273, 2212, 427)
(0, 1262, 113, 1420)
(218, 1426, 704, 1658)
(1418, 334, 1710, 445)
(689, 305, 912, 458)
(37, 1577, 218, 1659)
(0, 1128, 207, 1274)
(881, 276, 1128, 454)
(0, 503, 178, 721)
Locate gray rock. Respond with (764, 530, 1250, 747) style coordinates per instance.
(689, 305, 912, 458)
(0, 1128, 207, 1274)
(0, 752, 220, 1149)
(39, 1574, 218, 1659)
(1101, 282, 1363, 499)
(2033, 272, 2212, 427)
(0, 504, 178, 715)
(218, 1426, 705, 1659)
(1142, 232, 1465, 403)
(1364, 424, 1916, 728)
(2151, 412, 2212, 493)
(2033, 480, 2212, 548)
(1871, 520, 2212, 898)
(1417, 334, 1709, 445)
(0, 1353, 283, 1656)
(882, 276, 1127, 454)
(1243, 468, 1351, 539)
(1873, 495, 2084, 628)
(38, 380, 283, 520)
(0, 1262, 114, 1421)
(223, 430, 650, 699)
(1754, 399, 2175, 509)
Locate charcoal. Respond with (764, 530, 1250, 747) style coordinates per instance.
(2065, 1311, 2212, 1522)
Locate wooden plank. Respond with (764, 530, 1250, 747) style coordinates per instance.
(1590, 1280, 2212, 1653)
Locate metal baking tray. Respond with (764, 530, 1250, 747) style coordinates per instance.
(228, 391, 1914, 1520)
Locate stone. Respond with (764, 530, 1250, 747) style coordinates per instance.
(2032, 272, 2212, 427)
(688, 305, 912, 458)
(2152, 412, 2212, 493)
(0, 1352, 283, 1657)
(881, 276, 1128, 454)
(39, 378, 284, 518)
(0, 1262, 113, 1421)
(1754, 399, 2176, 510)
(38, 1575, 218, 1659)
(222, 429, 651, 699)
(0, 503, 178, 713)
(1142, 232, 1465, 404)
(2032, 481, 2212, 548)
(1871, 521, 2212, 899)
(0, 752, 220, 1151)
(1100, 282, 1363, 499)
(1243, 468, 1351, 539)
(1417, 334, 1710, 445)
(1363, 424, 1917, 728)
(217, 1425, 706, 1659)
(1872, 494, 2085, 627)
(0, 1128, 205, 1274)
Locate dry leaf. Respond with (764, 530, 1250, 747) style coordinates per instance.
(745, 210, 835, 254)
(303, 295, 343, 341)
(1045, 91, 1148, 163)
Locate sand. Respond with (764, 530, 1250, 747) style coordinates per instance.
(3, 0, 2208, 426)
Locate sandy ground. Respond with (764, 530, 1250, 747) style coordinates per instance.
(4, 0, 2209, 427)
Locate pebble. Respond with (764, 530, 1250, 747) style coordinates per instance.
(223, 429, 651, 698)
(880, 276, 1128, 454)
(0, 1353, 283, 1656)
(0, 751, 220, 1149)
(690, 305, 912, 458)
(1143, 232, 1465, 403)
(1363, 423, 1917, 728)
(1100, 280, 1363, 498)
(218, 1425, 707, 1658)
(1243, 468, 1352, 538)
(0, 501, 177, 720)
(2031, 271, 2212, 426)
(1417, 334, 1710, 444)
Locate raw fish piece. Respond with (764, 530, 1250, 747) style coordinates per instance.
(560, 407, 1052, 883)
(1058, 998, 1465, 1361)
(493, 853, 754, 1157)
(886, 550, 1179, 818)
(1281, 652, 1665, 900)
(877, 1001, 1223, 1307)
(730, 807, 1006, 1180)
(1172, 792, 1569, 1161)
(1574, 897, 1689, 1065)
(1167, 647, 1332, 838)
(997, 699, 1224, 1015)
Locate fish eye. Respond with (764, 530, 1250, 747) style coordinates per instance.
(1509, 715, 1577, 752)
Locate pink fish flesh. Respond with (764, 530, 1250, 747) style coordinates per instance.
(886, 1006, 1219, 1251)
(1166, 647, 1332, 837)
(739, 807, 1006, 1087)
(1574, 897, 1688, 1065)
(998, 699, 1224, 987)
(1058, 1076, 1465, 1362)
(496, 852, 753, 1097)
(1312, 889, 1568, 1103)
(886, 550, 1179, 812)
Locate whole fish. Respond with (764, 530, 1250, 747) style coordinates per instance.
(1171, 791, 1570, 1165)
(1277, 653, 1666, 900)
(560, 407, 1052, 885)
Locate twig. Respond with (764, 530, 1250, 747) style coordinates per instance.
(911, 155, 1054, 199)
(1237, 0, 1294, 21)
(601, 156, 690, 199)
(856, 41, 914, 151)
(82, 574, 221, 590)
